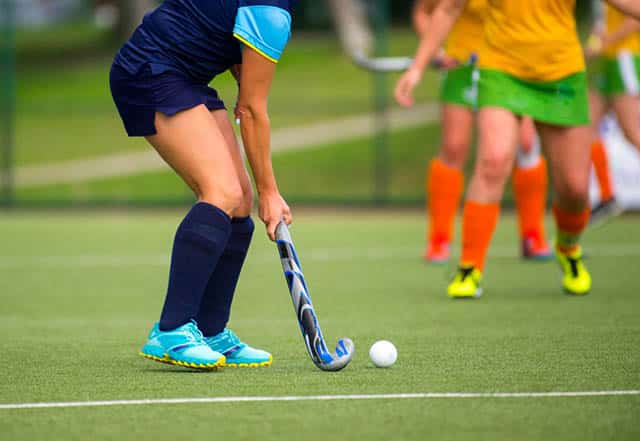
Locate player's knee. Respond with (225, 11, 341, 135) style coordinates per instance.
(440, 139, 468, 169)
(557, 176, 589, 205)
(620, 125, 640, 150)
(199, 182, 244, 215)
(476, 150, 512, 185)
(233, 186, 254, 218)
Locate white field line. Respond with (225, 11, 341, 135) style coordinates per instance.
(14, 104, 438, 188)
(1, 390, 638, 410)
(1, 243, 639, 270)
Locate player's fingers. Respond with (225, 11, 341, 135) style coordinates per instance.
(282, 206, 293, 225)
(394, 78, 411, 107)
(266, 218, 278, 241)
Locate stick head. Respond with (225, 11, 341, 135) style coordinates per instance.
(317, 337, 355, 372)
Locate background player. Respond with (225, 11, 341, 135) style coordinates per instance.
(586, 3, 640, 224)
(413, 0, 552, 264)
(110, 0, 295, 369)
(396, 0, 640, 298)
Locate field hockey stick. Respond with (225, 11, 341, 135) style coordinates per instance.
(275, 221, 354, 372)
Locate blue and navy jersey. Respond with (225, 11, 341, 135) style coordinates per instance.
(114, 0, 295, 84)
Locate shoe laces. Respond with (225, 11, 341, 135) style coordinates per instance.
(458, 266, 475, 282)
(567, 256, 580, 278)
(206, 328, 241, 346)
(183, 320, 206, 344)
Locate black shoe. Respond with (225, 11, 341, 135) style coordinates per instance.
(590, 198, 624, 228)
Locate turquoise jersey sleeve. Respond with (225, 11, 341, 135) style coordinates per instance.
(233, 5, 292, 63)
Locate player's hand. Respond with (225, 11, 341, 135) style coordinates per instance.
(395, 66, 423, 108)
(258, 189, 292, 241)
(585, 33, 604, 59)
(431, 52, 459, 70)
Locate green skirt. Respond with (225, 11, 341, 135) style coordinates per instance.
(440, 65, 479, 109)
(477, 69, 590, 126)
(593, 53, 640, 97)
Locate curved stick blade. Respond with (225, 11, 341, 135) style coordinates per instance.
(276, 222, 355, 372)
(317, 338, 355, 372)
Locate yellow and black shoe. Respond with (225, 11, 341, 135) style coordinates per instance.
(555, 244, 591, 296)
(447, 265, 483, 299)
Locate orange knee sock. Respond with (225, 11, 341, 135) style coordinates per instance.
(590, 140, 614, 201)
(553, 205, 590, 253)
(426, 159, 464, 243)
(512, 158, 548, 239)
(461, 201, 500, 271)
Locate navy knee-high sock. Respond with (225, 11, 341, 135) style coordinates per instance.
(159, 202, 231, 331)
(196, 216, 254, 337)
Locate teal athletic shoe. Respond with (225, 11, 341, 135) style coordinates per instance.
(140, 320, 226, 369)
(204, 328, 273, 367)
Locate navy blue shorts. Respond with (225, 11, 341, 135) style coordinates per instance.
(109, 63, 227, 137)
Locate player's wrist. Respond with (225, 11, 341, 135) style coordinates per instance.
(257, 183, 279, 196)
(408, 64, 425, 79)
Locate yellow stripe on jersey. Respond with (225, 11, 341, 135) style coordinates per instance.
(233, 33, 279, 64)
(445, 0, 486, 63)
(603, 4, 640, 56)
(479, 0, 585, 82)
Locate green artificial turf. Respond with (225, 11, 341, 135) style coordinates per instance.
(0, 211, 638, 441)
(16, 124, 445, 204)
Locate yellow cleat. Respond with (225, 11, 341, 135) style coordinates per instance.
(447, 266, 483, 299)
(555, 245, 591, 295)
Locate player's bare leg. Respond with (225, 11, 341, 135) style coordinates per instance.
(448, 108, 519, 298)
(425, 104, 473, 263)
(140, 105, 247, 369)
(611, 94, 640, 150)
(513, 117, 552, 260)
(191, 109, 273, 367)
(589, 91, 623, 225)
(537, 122, 592, 295)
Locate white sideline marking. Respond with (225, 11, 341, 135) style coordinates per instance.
(13, 104, 437, 188)
(1, 390, 638, 410)
(1, 243, 640, 269)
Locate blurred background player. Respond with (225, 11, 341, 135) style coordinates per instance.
(586, 3, 640, 224)
(413, 0, 552, 264)
(110, 0, 295, 369)
(395, 0, 640, 298)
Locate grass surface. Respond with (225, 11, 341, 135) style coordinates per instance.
(17, 124, 446, 203)
(0, 210, 638, 441)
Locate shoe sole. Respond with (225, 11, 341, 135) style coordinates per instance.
(589, 204, 625, 229)
(562, 288, 590, 296)
(225, 359, 273, 368)
(139, 352, 226, 370)
(423, 254, 450, 265)
(448, 287, 483, 299)
(522, 253, 553, 262)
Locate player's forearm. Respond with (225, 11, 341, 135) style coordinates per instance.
(239, 104, 278, 194)
(412, 0, 432, 36)
(411, 0, 467, 72)
(606, 0, 640, 19)
(603, 18, 640, 49)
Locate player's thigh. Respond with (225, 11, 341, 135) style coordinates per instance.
(518, 116, 537, 153)
(439, 103, 474, 168)
(146, 105, 243, 212)
(588, 90, 607, 131)
(475, 107, 519, 174)
(610, 94, 640, 148)
(536, 123, 591, 208)
(210, 109, 254, 216)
